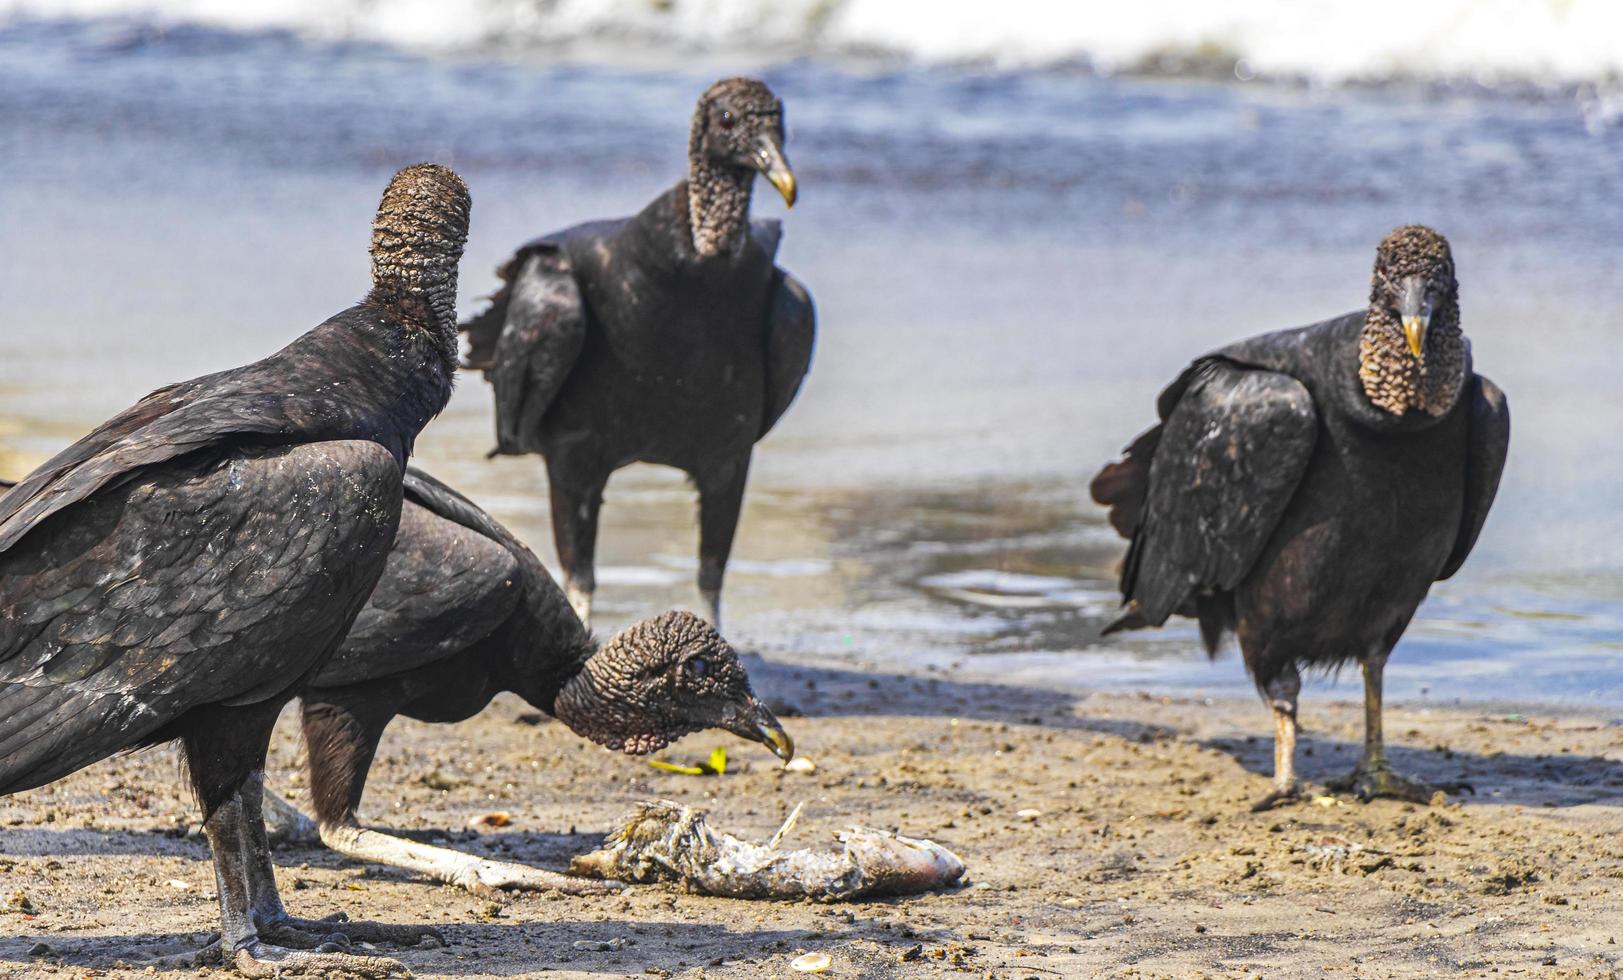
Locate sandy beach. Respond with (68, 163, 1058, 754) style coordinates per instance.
(1, 643, 1619, 979)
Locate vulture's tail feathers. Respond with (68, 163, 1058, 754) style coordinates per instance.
(458, 284, 512, 373)
(1089, 425, 1162, 539)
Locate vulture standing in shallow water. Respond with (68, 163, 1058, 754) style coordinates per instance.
(461, 77, 815, 631)
(263, 467, 794, 895)
(0, 164, 470, 975)
(1091, 226, 1510, 811)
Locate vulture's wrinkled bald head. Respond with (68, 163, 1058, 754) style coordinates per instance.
(557, 611, 794, 762)
(1360, 224, 1467, 415)
(1374, 225, 1455, 293)
(369, 163, 471, 333)
(690, 77, 795, 207)
(371, 163, 471, 266)
(1370, 225, 1457, 359)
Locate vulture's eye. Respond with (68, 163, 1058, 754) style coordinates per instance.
(718, 110, 735, 131)
(686, 658, 709, 679)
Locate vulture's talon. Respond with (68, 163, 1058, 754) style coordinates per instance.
(233, 942, 407, 978)
(1329, 767, 1460, 804)
(255, 920, 351, 950)
(259, 913, 438, 951)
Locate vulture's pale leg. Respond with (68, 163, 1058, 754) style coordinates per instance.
(696, 458, 750, 634)
(1327, 652, 1472, 803)
(566, 580, 594, 631)
(1250, 667, 1304, 811)
(240, 774, 442, 950)
(202, 789, 401, 979)
(319, 822, 622, 898)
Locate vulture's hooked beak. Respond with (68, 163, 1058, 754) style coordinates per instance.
(1399, 276, 1431, 360)
(753, 133, 797, 208)
(722, 695, 796, 762)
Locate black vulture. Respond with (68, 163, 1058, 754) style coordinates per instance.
(0, 163, 470, 974)
(264, 466, 793, 895)
(1091, 226, 1510, 811)
(461, 77, 816, 631)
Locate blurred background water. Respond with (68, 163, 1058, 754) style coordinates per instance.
(2, 2, 1621, 707)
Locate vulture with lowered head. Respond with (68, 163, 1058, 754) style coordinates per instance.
(266, 467, 794, 895)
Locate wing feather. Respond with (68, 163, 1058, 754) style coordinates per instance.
(1438, 374, 1509, 580)
(314, 468, 546, 688)
(1100, 359, 1318, 629)
(487, 248, 586, 456)
(0, 441, 402, 793)
(760, 269, 816, 439)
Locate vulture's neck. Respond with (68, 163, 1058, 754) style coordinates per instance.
(367, 243, 462, 374)
(547, 656, 626, 751)
(686, 157, 754, 259)
(1358, 303, 1466, 417)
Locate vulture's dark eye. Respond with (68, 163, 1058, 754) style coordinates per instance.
(686, 657, 709, 679)
(718, 110, 735, 131)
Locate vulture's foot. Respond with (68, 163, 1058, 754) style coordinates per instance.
(1327, 766, 1473, 804)
(1249, 780, 1305, 812)
(450, 859, 623, 897)
(192, 915, 344, 968)
(232, 942, 406, 978)
(260, 911, 443, 950)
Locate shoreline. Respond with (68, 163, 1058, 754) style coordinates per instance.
(1, 656, 1619, 979)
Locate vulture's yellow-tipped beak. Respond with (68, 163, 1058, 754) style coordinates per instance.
(767, 168, 798, 209)
(758, 719, 796, 763)
(754, 134, 798, 209)
(1401, 314, 1428, 359)
(725, 695, 796, 762)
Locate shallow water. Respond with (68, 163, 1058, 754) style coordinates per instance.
(2, 17, 1621, 706)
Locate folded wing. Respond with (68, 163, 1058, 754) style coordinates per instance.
(1093, 359, 1318, 630)
(1438, 374, 1510, 580)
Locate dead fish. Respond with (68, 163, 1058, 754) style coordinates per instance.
(568, 800, 965, 901)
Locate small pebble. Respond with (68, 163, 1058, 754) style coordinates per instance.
(791, 951, 832, 972)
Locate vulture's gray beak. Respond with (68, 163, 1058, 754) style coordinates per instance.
(721, 694, 795, 762)
(1399, 275, 1431, 359)
(754, 133, 797, 208)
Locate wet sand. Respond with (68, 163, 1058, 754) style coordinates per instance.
(1, 649, 1620, 980)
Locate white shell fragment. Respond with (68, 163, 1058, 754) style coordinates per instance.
(784, 757, 817, 773)
(1016, 808, 1042, 820)
(791, 951, 832, 972)
(569, 800, 966, 901)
